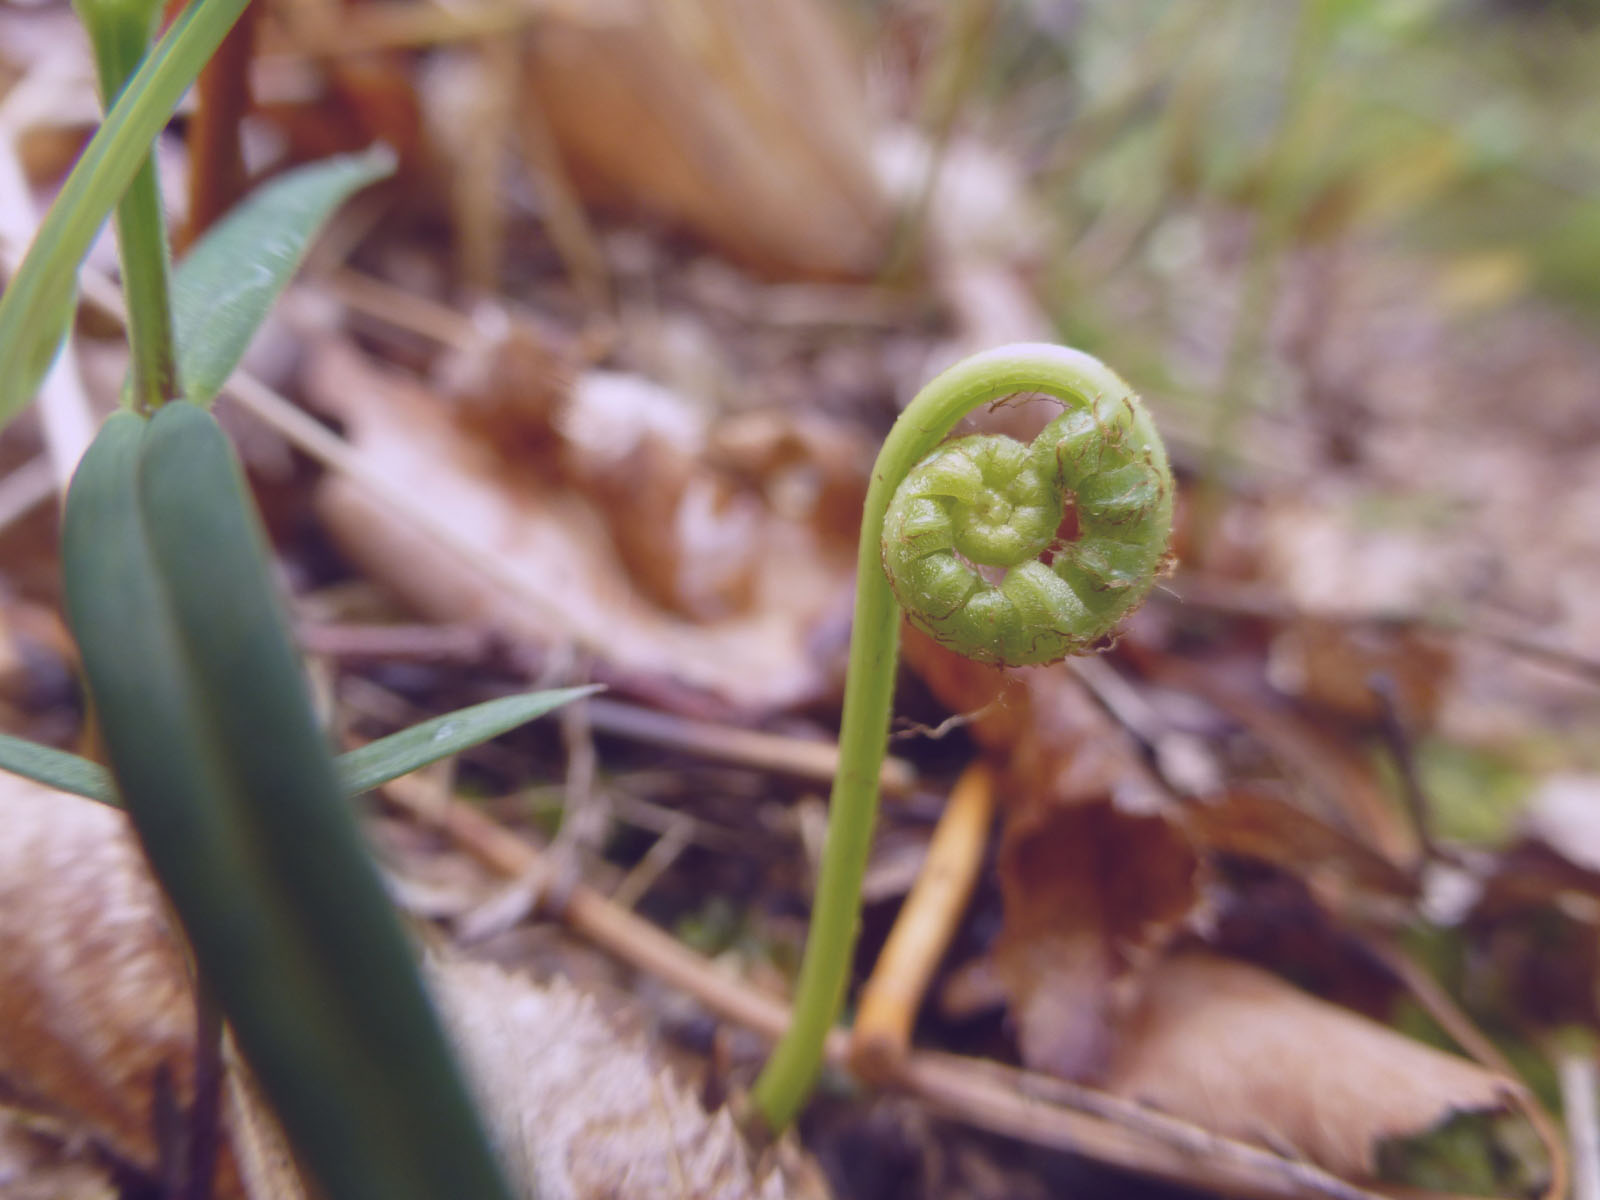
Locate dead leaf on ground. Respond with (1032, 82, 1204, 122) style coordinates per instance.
(0, 1111, 116, 1200)
(431, 959, 823, 1200)
(1184, 785, 1416, 901)
(1265, 616, 1452, 730)
(1130, 646, 1421, 873)
(523, 0, 890, 279)
(901, 631, 1202, 1082)
(257, 51, 424, 178)
(1518, 773, 1600, 879)
(0, 774, 224, 1188)
(994, 800, 1199, 1081)
(306, 338, 857, 714)
(1105, 953, 1520, 1181)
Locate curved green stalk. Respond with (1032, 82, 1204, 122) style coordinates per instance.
(75, 0, 177, 409)
(751, 343, 1173, 1131)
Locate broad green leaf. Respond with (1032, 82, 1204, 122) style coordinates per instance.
(172, 147, 396, 405)
(0, 0, 252, 425)
(338, 685, 601, 796)
(0, 732, 116, 804)
(0, 686, 600, 809)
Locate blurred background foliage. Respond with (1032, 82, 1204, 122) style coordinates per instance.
(923, 0, 1600, 380)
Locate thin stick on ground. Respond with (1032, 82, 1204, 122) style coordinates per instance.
(585, 697, 916, 795)
(850, 759, 994, 1080)
(1560, 1050, 1600, 1200)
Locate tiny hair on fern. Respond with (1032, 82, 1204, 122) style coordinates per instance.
(751, 343, 1174, 1131)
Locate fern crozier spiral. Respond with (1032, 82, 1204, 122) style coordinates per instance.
(881, 373, 1173, 666)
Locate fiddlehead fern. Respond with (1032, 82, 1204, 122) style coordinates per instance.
(883, 376, 1172, 665)
(751, 344, 1173, 1132)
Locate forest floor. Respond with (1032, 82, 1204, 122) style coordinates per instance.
(2, 2, 1599, 1198)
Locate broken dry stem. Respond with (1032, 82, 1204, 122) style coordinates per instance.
(585, 697, 916, 795)
(1559, 1051, 1600, 1200)
(850, 759, 994, 1080)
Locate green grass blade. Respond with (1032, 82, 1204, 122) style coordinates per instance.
(0, 0, 251, 425)
(0, 682, 601, 810)
(172, 147, 396, 405)
(339, 685, 601, 796)
(0, 679, 597, 820)
(0, 732, 116, 804)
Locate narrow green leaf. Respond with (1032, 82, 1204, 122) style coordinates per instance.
(0, 686, 600, 810)
(338, 685, 602, 797)
(0, 732, 116, 805)
(172, 147, 396, 405)
(0, 0, 252, 425)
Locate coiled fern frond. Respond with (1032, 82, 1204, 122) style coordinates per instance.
(883, 383, 1171, 666)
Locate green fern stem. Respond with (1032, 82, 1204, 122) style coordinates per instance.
(751, 343, 1173, 1131)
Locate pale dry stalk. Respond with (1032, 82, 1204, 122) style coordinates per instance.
(850, 760, 994, 1080)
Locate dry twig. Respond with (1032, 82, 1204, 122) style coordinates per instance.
(850, 760, 993, 1080)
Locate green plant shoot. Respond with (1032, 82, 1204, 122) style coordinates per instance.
(751, 343, 1174, 1131)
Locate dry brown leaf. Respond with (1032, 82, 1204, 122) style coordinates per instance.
(308, 339, 855, 713)
(441, 323, 764, 622)
(428, 959, 817, 1200)
(0, 1110, 116, 1200)
(1265, 616, 1452, 729)
(1131, 647, 1421, 872)
(1105, 953, 1517, 1179)
(994, 801, 1198, 1082)
(1184, 786, 1416, 900)
(0, 778, 820, 1198)
(257, 52, 424, 178)
(522, 0, 889, 278)
(555, 371, 766, 622)
(1478, 777, 1600, 915)
(901, 631, 1202, 1082)
(0, 774, 215, 1182)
